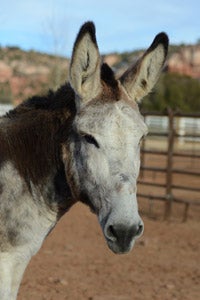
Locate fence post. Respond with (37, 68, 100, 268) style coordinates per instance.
(164, 108, 175, 220)
(183, 203, 190, 222)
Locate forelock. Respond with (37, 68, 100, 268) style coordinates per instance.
(100, 63, 121, 101)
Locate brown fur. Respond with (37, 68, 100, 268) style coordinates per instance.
(0, 63, 120, 187)
(0, 84, 76, 186)
(101, 63, 121, 101)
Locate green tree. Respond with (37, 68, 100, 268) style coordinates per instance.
(140, 73, 200, 113)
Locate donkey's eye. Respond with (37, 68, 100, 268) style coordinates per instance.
(84, 134, 100, 148)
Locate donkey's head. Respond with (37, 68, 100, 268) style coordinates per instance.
(63, 22, 168, 254)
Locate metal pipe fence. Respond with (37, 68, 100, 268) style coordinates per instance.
(138, 109, 200, 221)
(1, 104, 199, 221)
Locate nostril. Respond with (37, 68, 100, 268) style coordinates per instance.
(106, 223, 142, 241)
(106, 225, 117, 241)
(136, 223, 144, 237)
(105, 222, 144, 245)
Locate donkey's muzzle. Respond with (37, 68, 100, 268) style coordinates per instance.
(105, 221, 144, 254)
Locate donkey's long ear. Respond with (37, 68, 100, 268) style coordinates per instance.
(69, 22, 101, 103)
(120, 33, 169, 102)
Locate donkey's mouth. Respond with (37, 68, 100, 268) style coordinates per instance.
(106, 238, 135, 254)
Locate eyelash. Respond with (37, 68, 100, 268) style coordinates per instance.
(81, 132, 144, 148)
(83, 134, 100, 148)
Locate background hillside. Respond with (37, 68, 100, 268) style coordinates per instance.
(0, 43, 200, 112)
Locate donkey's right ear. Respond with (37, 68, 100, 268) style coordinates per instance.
(120, 32, 169, 103)
(69, 22, 101, 103)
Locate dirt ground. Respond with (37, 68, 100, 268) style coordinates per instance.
(18, 200, 199, 300)
(18, 146, 200, 300)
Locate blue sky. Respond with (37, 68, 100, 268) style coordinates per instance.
(0, 0, 199, 57)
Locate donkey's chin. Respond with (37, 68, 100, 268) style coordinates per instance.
(106, 238, 135, 254)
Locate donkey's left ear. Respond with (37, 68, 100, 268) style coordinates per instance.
(120, 33, 169, 102)
(69, 22, 101, 103)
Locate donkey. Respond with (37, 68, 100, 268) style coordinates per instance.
(0, 22, 168, 299)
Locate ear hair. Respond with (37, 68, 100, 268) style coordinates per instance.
(71, 22, 98, 56)
(120, 32, 169, 102)
(69, 22, 101, 103)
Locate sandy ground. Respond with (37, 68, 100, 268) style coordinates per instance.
(18, 201, 199, 300)
(18, 145, 200, 300)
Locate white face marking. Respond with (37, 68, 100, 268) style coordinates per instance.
(72, 99, 147, 253)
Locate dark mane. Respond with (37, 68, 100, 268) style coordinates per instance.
(0, 64, 120, 186)
(100, 63, 120, 100)
(6, 83, 76, 118)
(0, 83, 76, 186)
(101, 63, 118, 88)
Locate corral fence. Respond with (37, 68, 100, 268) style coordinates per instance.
(1, 104, 199, 221)
(138, 109, 200, 221)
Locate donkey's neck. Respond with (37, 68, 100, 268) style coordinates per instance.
(0, 84, 76, 217)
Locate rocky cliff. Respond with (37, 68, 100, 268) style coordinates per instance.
(0, 44, 200, 104)
(167, 45, 200, 78)
(104, 45, 200, 79)
(0, 47, 68, 104)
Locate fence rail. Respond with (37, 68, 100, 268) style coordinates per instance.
(138, 109, 200, 221)
(1, 104, 199, 221)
